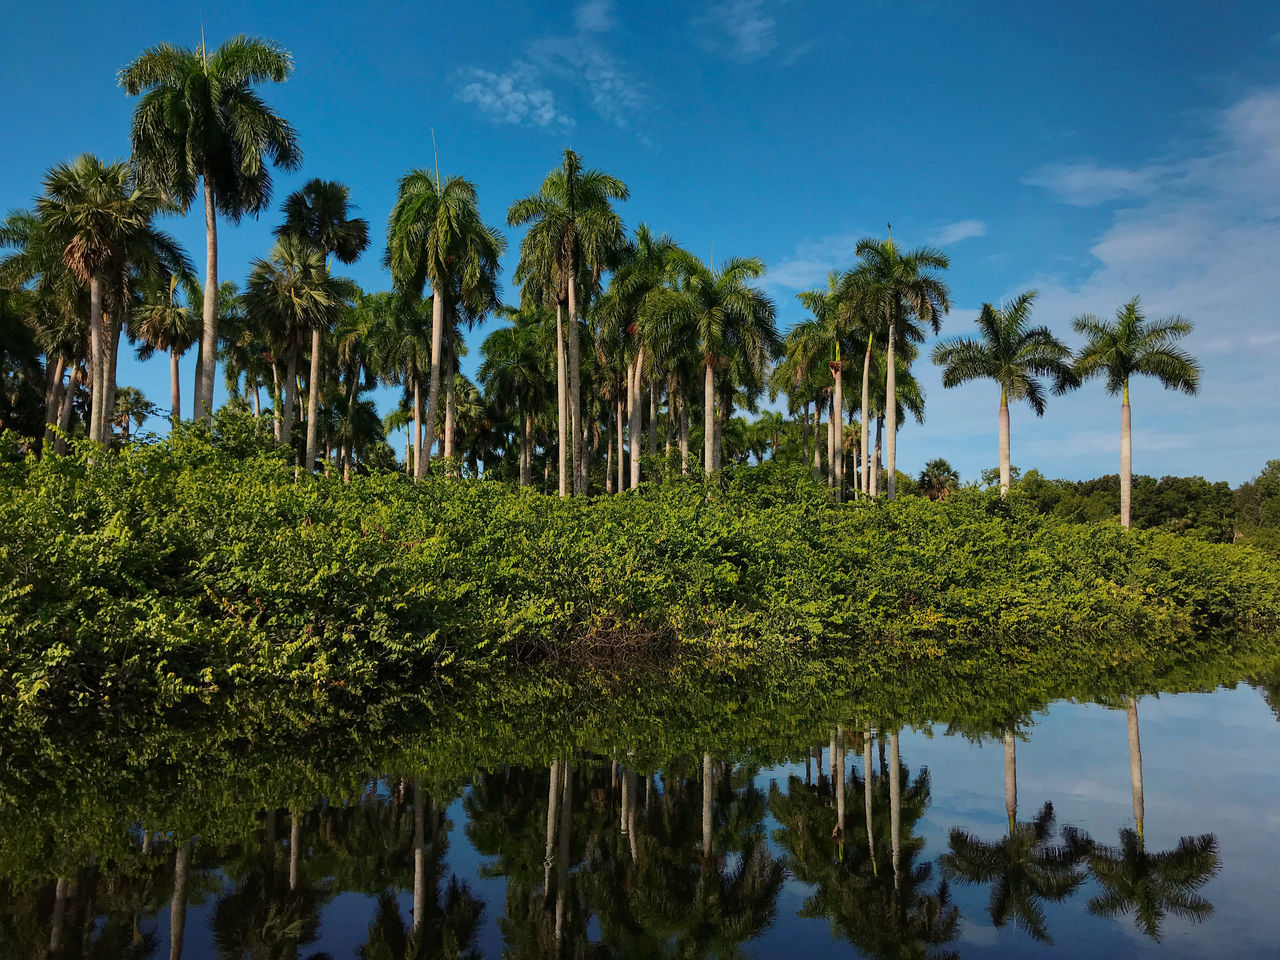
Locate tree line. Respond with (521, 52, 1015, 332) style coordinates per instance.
(0, 32, 1210, 530)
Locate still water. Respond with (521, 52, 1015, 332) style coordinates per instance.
(3, 679, 1279, 958)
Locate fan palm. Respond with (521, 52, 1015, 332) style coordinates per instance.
(386, 172, 504, 479)
(120, 34, 301, 423)
(852, 234, 950, 498)
(508, 149, 628, 495)
(647, 253, 777, 473)
(932, 290, 1077, 495)
(110, 385, 157, 442)
(918, 458, 959, 500)
(34, 154, 189, 444)
(276, 179, 370, 471)
(1073, 297, 1200, 527)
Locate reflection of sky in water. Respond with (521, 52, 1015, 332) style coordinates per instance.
(48, 683, 1280, 958)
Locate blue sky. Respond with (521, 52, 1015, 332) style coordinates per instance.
(2, 0, 1278, 483)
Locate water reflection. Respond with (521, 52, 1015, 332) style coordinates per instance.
(2, 682, 1272, 958)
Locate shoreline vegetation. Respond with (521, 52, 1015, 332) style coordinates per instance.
(3, 423, 1279, 708)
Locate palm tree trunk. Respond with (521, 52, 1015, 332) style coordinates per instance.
(999, 388, 1011, 497)
(1004, 729, 1017, 833)
(835, 726, 846, 840)
(554, 758, 573, 947)
(56, 366, 78, 454)
(169, 839, 191, 960)
(544, 759, 561, 893)
(281, 351, 298, 448)
(630, 349, 644, 489)
(271, 363, 282, 441)
(413, 377, 424, 478)
(43, 355, 66, 446)
(421, 292, 446, 479)
(252, 383, 260, 419)
(885, 332, 898, 499)
(872, 413, 883, 497)
(567, 276, 584, 496)
(864, 727, 876, 873)
(49, 876, 69, 957)
(521, 413, 532, 487)
(648, 384, 658, 456)
(443, 341, 456, 473)
(812, 405, 822, 481)
(800, 400, 810, 470)
(616, 397, 625, 492)
(701, 752, 714, 856)
(101, 314, 124, 444)
(861, 337, 873, 496)
(170, 347, 182, 426)
(1121, 383, 1132, 528)
(88, 274, 104, 444)
(702, 361, 715, 473)
(889, 730, 901, 891)
(412, 778, 425, 936)
(833, 361, 844, 501)
(289, 813, 301, 891)
(556, 303, 568, 497)
(827, 397, 836, 488)
(1128, 697, 1144, 842)
(196, 176, 218, 424)
(305, 326, 322, 472)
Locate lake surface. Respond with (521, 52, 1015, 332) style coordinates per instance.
(3, 673, 1279, 958)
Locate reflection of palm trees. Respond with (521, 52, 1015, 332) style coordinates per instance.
(358, 885, 483, 960)
(1086, 697, 1220, 941)
(939, 725, 1088, 943)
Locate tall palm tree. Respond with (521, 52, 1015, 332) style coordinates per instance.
(111, 385, 157, 442)
(120, 34, 302, 423)
(387, 172, 504, 479)
(769, 316, 832, 482)
(508, 149, 628, 495)
(1086, 830, 1219, 942)
(34, 154, 189, 445)
(244, 235, 356, 453)
(479, 307, 552, 487)
(132, 272, 200, 425)
(852, 234, 950, 498)
(276, 179, 370, 472)
(1073, 297, 1200, 528)
(647, 254, 777, 473)
(932, 290, 1077, 496)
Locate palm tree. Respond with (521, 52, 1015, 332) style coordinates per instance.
(508, 149, 628, 495)
(275, 179, 370, 472)
(34, 154, 189, 445)
(918, 458, 959, 500)
(387, 172, 504, 479)
(111, 385, 157, 442)
(647, 254, 778, 473)
(931, 290, 1077, 496)
(120, 34, 302, 423)
(132, 273, 200, 425)
(479, 307, 552, 487)
(244, 235, 356, 453)
(1073, 297, 1200, 528)
(769, 316, 832, 482)
(1086, 830, 1219, 942)
(852, 233, 950, 498)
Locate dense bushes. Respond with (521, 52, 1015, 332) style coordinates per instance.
(2, 422, 1279, 705)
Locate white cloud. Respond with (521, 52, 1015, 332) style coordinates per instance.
(455, 65, 573, 129)
(695, 0, 778, 62)
(573, 0, 614, 33)
(765, 232, 864, 292)
(931, 219, 987, 245)
(1023, 158, 1166, 206)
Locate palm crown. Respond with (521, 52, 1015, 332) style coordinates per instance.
(1073, 296, 1200, 402)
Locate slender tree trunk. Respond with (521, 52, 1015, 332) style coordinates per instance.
(56, 366, 78, 454)
(556, 303, 568, 497)
(1128, 697, 1144, 842)
(678, 389, 690, 474)
(289, 814, 302, 891)
(544, 759, 561, 893)
(281, 351, 298, 448)
(169, 347, 182, 427)
(827, 397, 836, 488)
(864, 727, 876, 873)
(567, 275, 584, 495)
(616, 397, 625, 492)
(555, 758, 572, 947)
(800, 399, 810, 470)
(999, 389, 1011, 496)
(196, 176, 218, 424)
(835, 727, 846, 840)
(701, 753, 714, 857)
(703, 361, 715, 473)
(88, 274, 104, 443)
(443, 340, 456, 474)
(1121, 383, 1132, 528)
(1004, 729, 1017, 833)
(630, 350, 644, 489)
(885, 331, 898, 499)
(648, 384, 658, 456)
(49, 876, 69, 957)
(252, 383, 260, 419)
(412, 778, 425, 935)
(872, 413, 883, 497)
(43, 355, 66, 446)
(521, 413, 532, 487)
(271, 363, 282, 441)
(169, 839, 191, 960)
(833, 360, 844, 501)
(861, 337, 873, 496)
(101, 315, 123, 444)
(305, 326, 322, 472)
(889, 730, 901, 891)
(420, 292, 446, 479)
(812, 405, 822, 481)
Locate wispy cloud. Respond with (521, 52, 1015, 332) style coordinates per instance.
(456, 0, 644, 133)
(931, 219, 987, 245)
(455, 65, 573, 129)
(765, 232, 863, 292)
(1023, 158, 1165, 206)
(694, 0, 778, 62)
